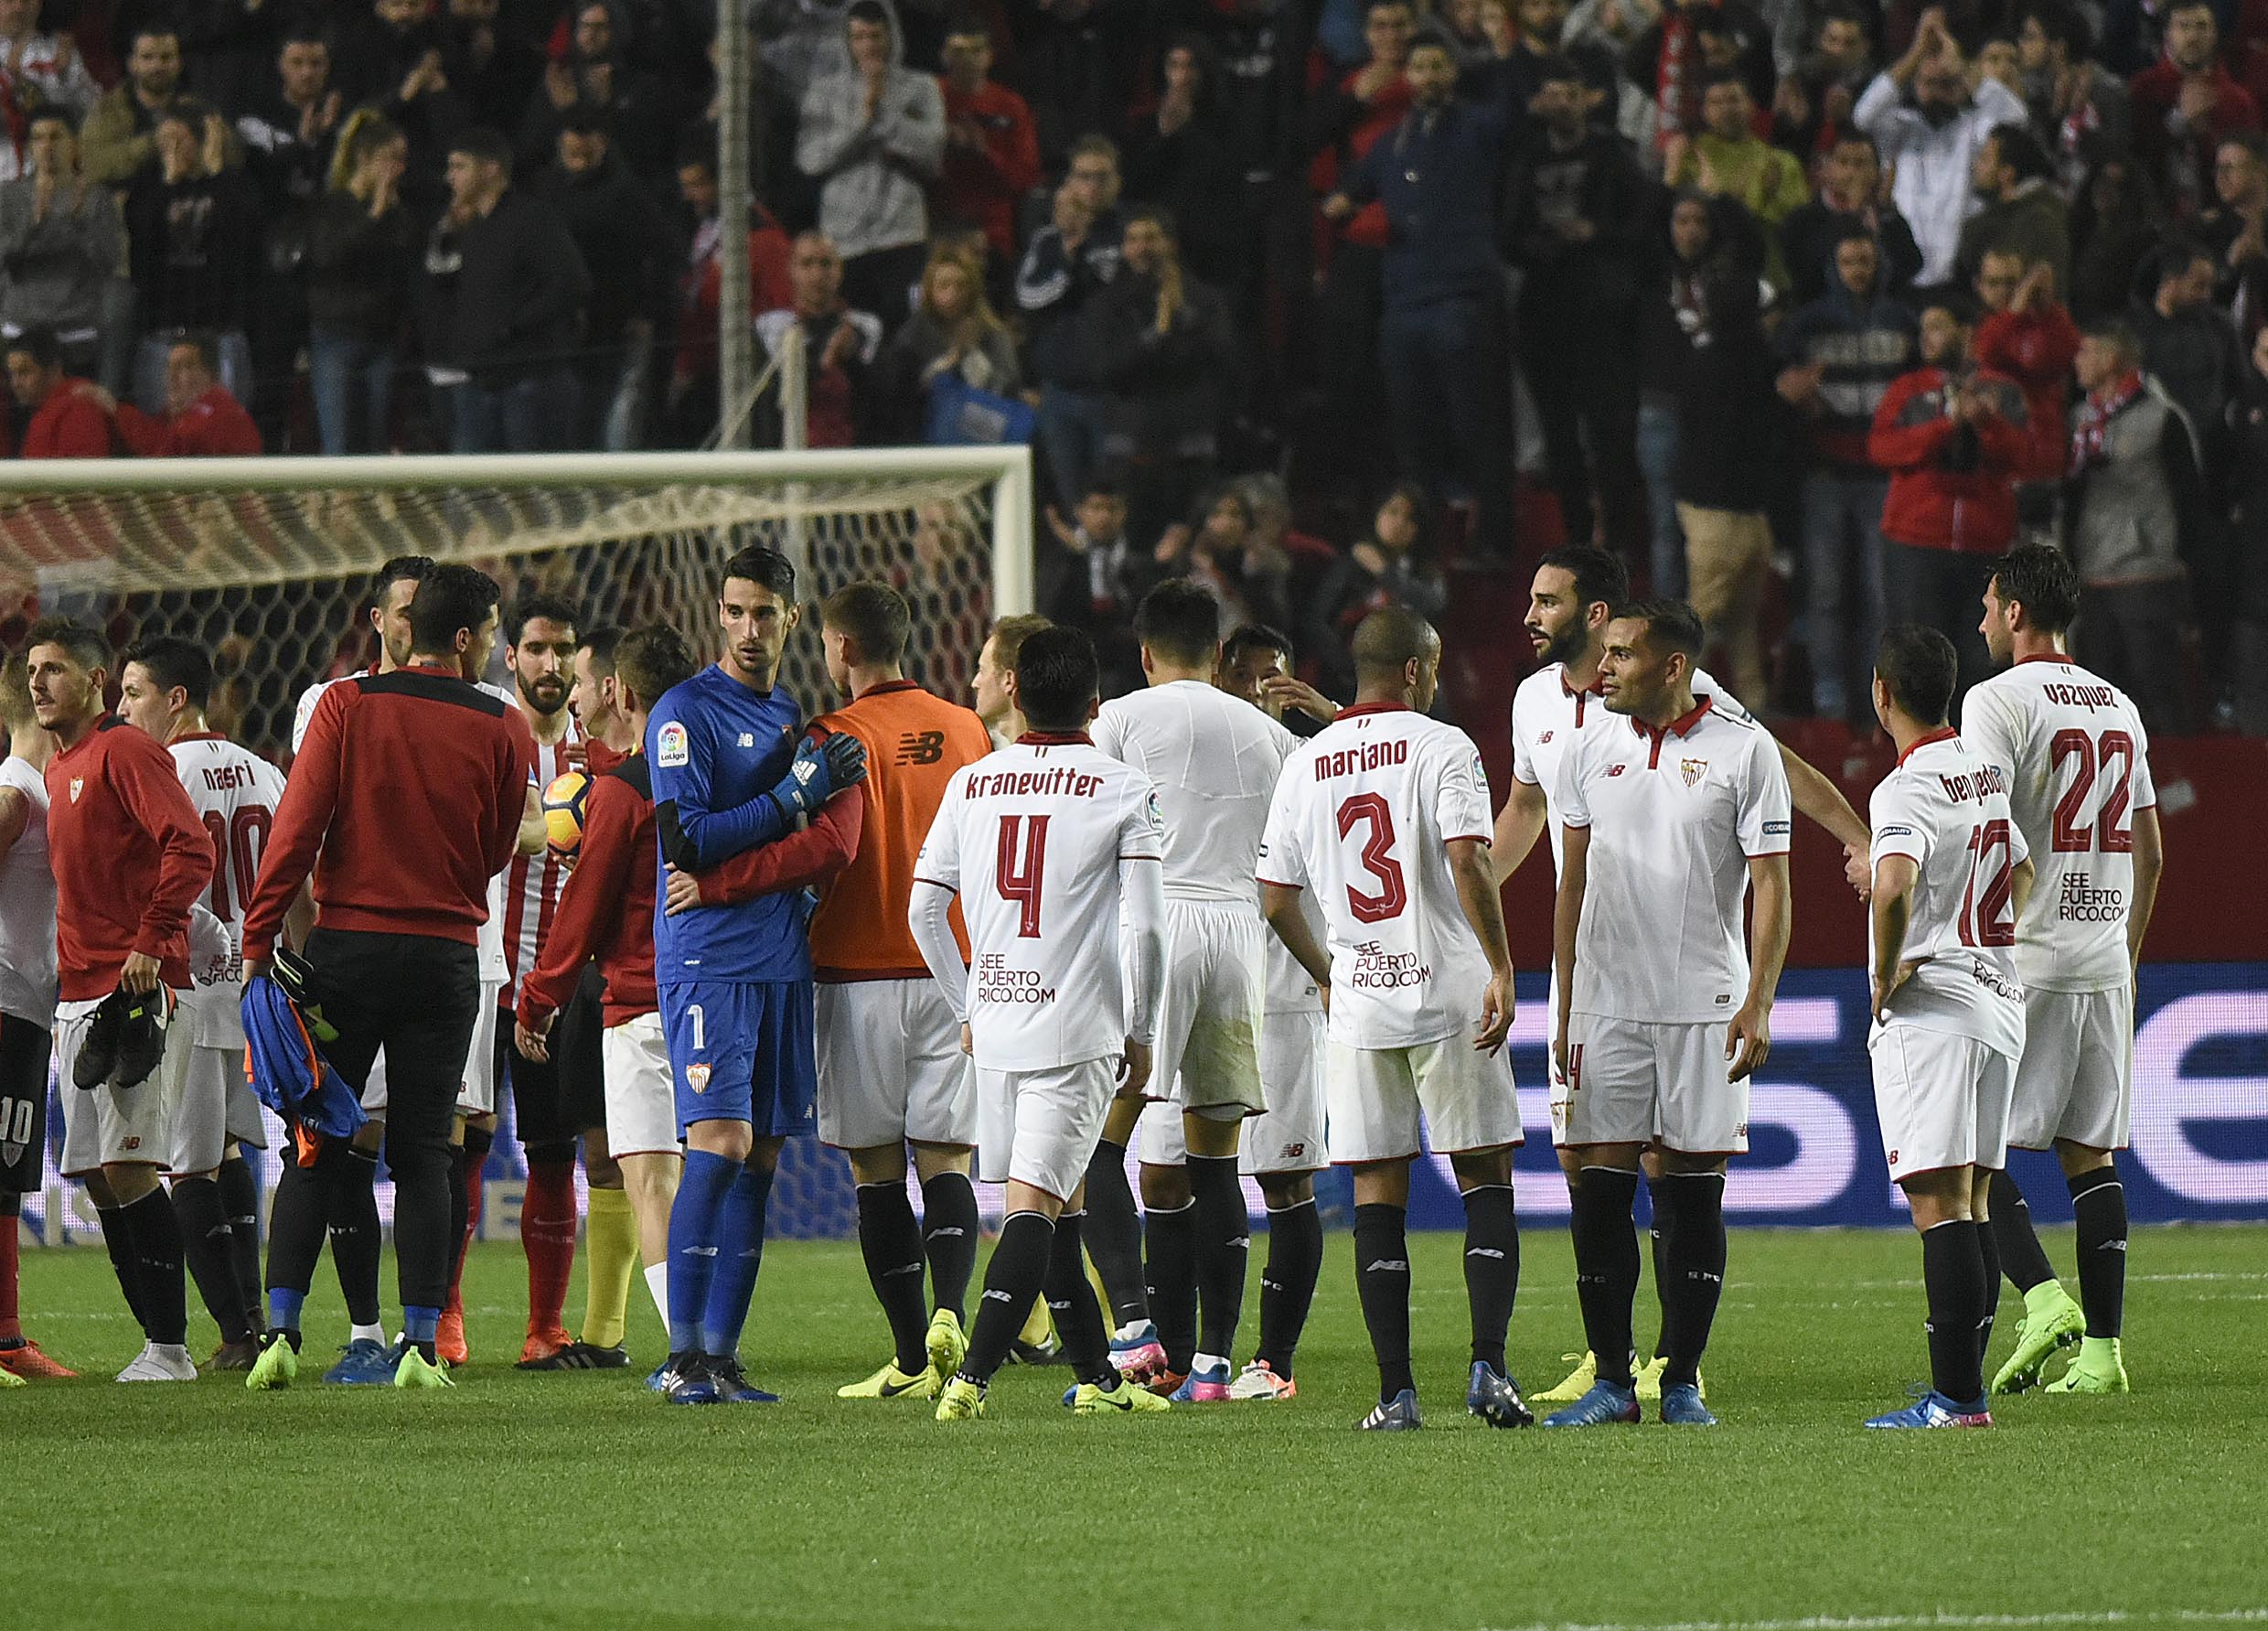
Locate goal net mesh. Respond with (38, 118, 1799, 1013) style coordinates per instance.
(4, 457, 1018, 1248)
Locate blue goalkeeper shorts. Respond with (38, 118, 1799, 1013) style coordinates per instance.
(658, 980, 817, 1139)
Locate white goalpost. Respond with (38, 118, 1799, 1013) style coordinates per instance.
(0, 445, 1035, 768)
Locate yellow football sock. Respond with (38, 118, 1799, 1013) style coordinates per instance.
(1019, 1292, 1054, 1348)
(580, 1186, 637, 1351)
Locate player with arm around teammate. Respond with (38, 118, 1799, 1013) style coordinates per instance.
(1259, 607, 1530, 1432)
(1545, 600, 1792, 1430)
(1964, 544, 2163, 1397)
(1861, 625, 2033, 1428)
(913, 628, 1172, 1422)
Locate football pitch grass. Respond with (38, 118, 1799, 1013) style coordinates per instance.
(5, 1224, 2264, 1631)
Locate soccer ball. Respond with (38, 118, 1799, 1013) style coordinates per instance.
(541, 769, 592, 859)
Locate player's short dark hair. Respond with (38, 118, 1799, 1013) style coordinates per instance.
(1222, 623, 1293, 670)
(23, 616, 107, 673)
(987, 613, 1052, 671)
(1989, 542, 2080, 635)
(1134, 579, 1223, 669)
(506, 593, 580, 647)
(1350, 606, 1439, 683)
(719, 544, 797, 604)
(1610, 597, 1705, 660)
(6, 324, 62, 370)
(615, 623, 699, 714)
(821, 581, 911, 665)
(1537, 543, 1627, 613)
(120, 635, 212, 709)
(407, 563, 501, 657)
(1875, 625, 1958, 724)
(449, 125, 514, 173)
(578, 624, 626, 675)
(1014, 626, 1099, 732)
(374, 554, 433, 606)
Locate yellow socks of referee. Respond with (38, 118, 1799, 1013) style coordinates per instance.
(580, 1186, 637, 1352)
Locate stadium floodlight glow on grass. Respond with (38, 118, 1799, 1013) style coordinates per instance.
(0, 445, 1035, 767)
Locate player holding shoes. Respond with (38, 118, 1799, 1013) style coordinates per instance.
(1215, 627, 1333, 1402)
(1259, 608, 1530, 1432)
(1546, 600, 1792, 1430)
(1497, 548, 1867, 1408)
(0, 653, 73, 1380)
(1963, 545, 2163, 1396)
(29, 618, 214, 1383)
(647, 546, 866, 1405)
(116, 637, 293, 1372)
(518, 625, 701, 1375)
(912, 628, 1170, 1422)
(1859, 626, 2031, 1430)
(1094, 582, 1297, 1402)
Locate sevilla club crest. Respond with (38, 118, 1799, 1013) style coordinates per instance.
(1681, 758, 1707, 788)
(68, 777, 83, 803)
(686, 1063, 711, 1095)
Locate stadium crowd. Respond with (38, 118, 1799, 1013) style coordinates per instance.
(0, 0, 2264, 730)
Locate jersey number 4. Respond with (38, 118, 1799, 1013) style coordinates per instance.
(2049, 728, 2134, 854)
(200, 805, 273, 923)
(1335, 794, 1407, 923)
(1959, 818, 2017, 949)
(996, 815, 1050, 938)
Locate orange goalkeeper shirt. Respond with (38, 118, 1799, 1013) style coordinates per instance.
(808, 679, 993, 982)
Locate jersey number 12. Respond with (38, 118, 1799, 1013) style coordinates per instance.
(1959, 818, 2017, 949)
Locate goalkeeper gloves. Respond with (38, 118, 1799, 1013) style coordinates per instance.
(767, 730, 868, 822)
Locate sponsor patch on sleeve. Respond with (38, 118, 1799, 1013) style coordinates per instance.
(657, 721, 690, 767)
(1874, 822, 1914, 838)
(1762, 821, 1792, 838)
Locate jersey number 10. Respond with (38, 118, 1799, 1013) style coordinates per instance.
(200, 805, 273, 924)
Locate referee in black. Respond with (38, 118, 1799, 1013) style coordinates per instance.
(241, 563, 538, 1388)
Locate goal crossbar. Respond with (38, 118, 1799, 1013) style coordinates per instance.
(0, 445, 1037, 615)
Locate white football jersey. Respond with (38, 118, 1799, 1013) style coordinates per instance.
(1093, 681, 1297, 907)
(1510, 661, 1748, 878)
(1556, 697, 1792, 1024)
(1961, 656, 2156, 993)
(0, 754, 56, 1029)
(915, 735, 1164, 1071)
(1263, 889, 1327, 1014)
(170, 733, 287, 1049)
(1867, 731, 2028, 1057)
(291, 671, 362, 755)
(1257, 704, 1495, 1049)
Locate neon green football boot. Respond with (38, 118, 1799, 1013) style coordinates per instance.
(925, 1308, 968, 1381)
(246, 1331, 298, 1391)
(2043, 1336, 2129, 1394)
(837, 1359, 939, 1400)
(935, 1375, 986, 1421)
(1992, 1282, 2085, 1395)
(392, 1344, 455, 1390)
(1533, 1351, 1597, 1405)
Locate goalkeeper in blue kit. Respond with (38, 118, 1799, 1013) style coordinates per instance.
(646, 546, 869, 1403)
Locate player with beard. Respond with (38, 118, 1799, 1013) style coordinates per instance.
(1497, 547, 1868, 1407)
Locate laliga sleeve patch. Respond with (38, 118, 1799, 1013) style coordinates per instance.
(657, 721, 690, 767)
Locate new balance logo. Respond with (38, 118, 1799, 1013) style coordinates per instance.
(682, 1245, 718, 1258)
(885, 1262, 925, 1277)
(1466, 1247, 1506, 1260)
(1364, 1259, 1409, 1273)
(982, 1288, 1015, 1304)
(899, 730, 946, 765)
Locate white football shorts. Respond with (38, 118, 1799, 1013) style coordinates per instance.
(2009, 984, 2134, 1153)
(1150, 901, 1266, 1119)
(1868, 1022, 2016, 1183)
(816, 978, 975, 1151)
(1562, 1014, 1748, 1156)
(56, 991, 193, 1175)
(974, 1057, 1118, 1202)
(600, 1013, 680, 1157)
(456, 979, 504, 1116)
(1324, 1033, 1522, 1165)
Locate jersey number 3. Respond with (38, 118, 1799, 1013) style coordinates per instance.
(996, 815, 1050, 938)
(1335, 794, 1407, 924)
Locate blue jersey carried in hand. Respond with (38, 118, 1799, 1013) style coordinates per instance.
(647, 663, 812, 985)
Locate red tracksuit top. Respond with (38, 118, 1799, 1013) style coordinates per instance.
(45, 716, 214, 1000)
(241, 664, 536, 963)
(515, 753, 659, 1029)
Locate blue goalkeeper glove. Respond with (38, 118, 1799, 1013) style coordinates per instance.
(767, 730, 868, 822)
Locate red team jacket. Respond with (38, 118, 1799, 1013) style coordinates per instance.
(1974, 303, 2081, 483)
(516, 754, 660, 1030)
(241, 666, 537, 963)
(1867, 364, 2031, 553)
(114, 387, 263, 457)
(19, 379, 114, 458)
(44, 717, 214, 1000)
(939, 80, 1041, 259)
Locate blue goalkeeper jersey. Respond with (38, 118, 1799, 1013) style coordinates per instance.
(647, 662, 812, 985)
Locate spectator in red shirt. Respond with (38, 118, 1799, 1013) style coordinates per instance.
(1869, 295, 2033, 695)
(99, 334, 263, 456)
(665, 145, 793, 446)
(937, 16, 1039, 273)
(2130, 0, 2263, 220)
(6, 325, 112, 456)
(1974, 250, 2081, 502)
